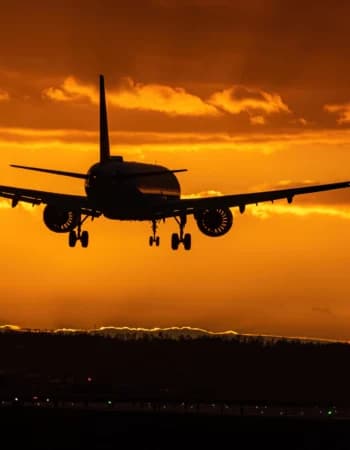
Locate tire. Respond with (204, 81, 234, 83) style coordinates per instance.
(149, 236, 154, 246)
(171, 233, 179, 250)
(69, 230, 77, 248)
(155, 236, 160, 246)
(183, 233, 192, 250)
(81, 230, 89, 248)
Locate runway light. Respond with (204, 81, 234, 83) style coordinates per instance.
(46, 398, 50, 403)
(327, 410, 333, 416)
(14, 397, 18, 402)
(107, 400, 112, 405)
(87, 377, 92, 383)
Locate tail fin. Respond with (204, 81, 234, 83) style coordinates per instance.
(99, 74, 110, 162)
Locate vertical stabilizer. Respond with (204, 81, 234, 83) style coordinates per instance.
(99, 74, 110, 162)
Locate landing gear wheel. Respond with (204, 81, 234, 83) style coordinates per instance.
(172, 215, 192, 251)
(81, 230, 89, 248)
(171, 233, 180, 250)
(69, 230, 77, 248)
(183, 233, 192, 250)
(149, 219, 161, 248)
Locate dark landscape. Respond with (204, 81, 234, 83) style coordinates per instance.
(1, 327, 350, 448)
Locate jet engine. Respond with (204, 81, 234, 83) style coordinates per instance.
(194, 207, 233, 237)
(43, 205, 80, 233)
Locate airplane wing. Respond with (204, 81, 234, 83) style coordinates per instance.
(161, 181, 350, 216)
(0, 185, 100, 216)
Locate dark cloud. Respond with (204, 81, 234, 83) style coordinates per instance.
(0, 1, 348, 88)
(0, 1, 349, 131)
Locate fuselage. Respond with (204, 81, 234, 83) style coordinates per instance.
(85, 156, 181, 220)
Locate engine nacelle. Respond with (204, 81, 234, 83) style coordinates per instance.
(194, 207, 233, 237)
(43, 205, 80, 233)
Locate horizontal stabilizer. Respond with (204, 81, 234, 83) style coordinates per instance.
(10, 164, 88, 179)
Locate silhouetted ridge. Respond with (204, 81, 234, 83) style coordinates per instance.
(0, 324, 346, 345)
(0, 325, 349, 406)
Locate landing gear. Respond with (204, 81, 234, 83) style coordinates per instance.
(146, 216, 191, 251)
(69, 230, 77, 247)
(68, 215, 89, 248)
(172, 215, 192, 251)
(149, 219, 160, 247)
(171, 232, 180, 250)
(183, 233, 191, 250)
(81, 230, 89, 248)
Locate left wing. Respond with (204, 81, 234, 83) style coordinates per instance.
(0, 185, 101, 216)
(159, 181, 350, 216)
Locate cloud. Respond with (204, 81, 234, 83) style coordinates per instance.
(5, 126, 350, 158)
(42, 76, 292, 122)
(249, 204, 350, 220)
(324, 103, 350, 124)
(43, 76, 219, 117)
(42, 77, 98, 103)
(182, 190, 223, 199)
(289, 118, 309, 126)
(109, 77, 219, 116)
(0, 89, 9, 102)
(249, 115, 265, 125)
(297, 118, 308, 126)
(208, 85, 290, 119)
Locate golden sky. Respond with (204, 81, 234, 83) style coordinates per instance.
(1, 0, 350, 339)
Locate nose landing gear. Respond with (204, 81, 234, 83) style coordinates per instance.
(149, 219, 160, 247)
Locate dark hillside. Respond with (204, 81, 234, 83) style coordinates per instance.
(0, 330, 349, 405)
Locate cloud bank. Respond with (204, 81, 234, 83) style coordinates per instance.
(42, 76, 290, 122)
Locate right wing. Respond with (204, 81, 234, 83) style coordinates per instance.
(0, 185, 101, 217)
(159, 181, 350, 217)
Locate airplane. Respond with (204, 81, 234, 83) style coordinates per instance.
(2, 74, 350, 250)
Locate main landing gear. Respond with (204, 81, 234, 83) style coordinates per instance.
(149, 219, 160, 247)
(68, 216, 89, 248)
(171, 215, 191, 251)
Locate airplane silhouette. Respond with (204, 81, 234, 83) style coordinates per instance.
(3, 75, 350, 250)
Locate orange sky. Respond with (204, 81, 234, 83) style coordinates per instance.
(1, 0, 350, 339)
